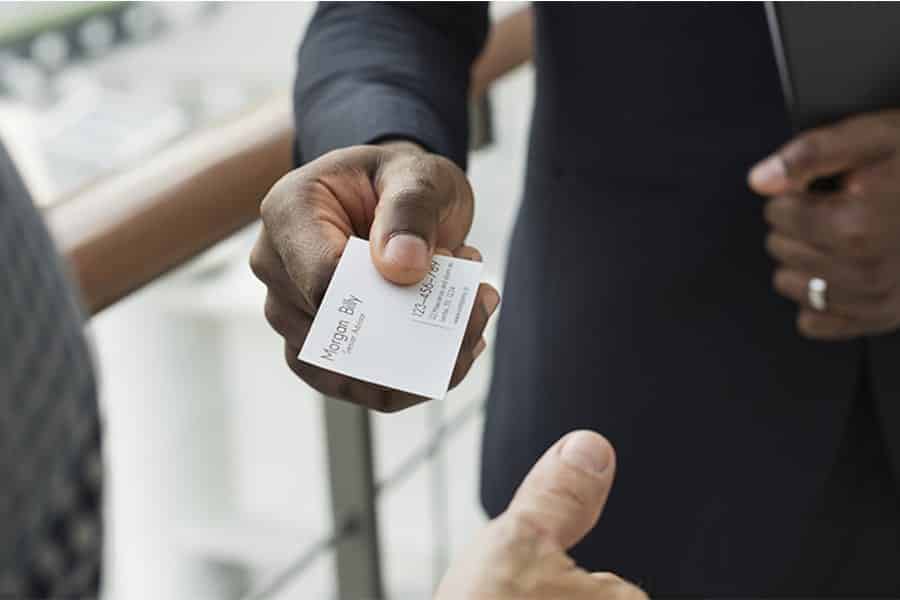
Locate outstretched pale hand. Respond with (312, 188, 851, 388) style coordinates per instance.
(435, 431, 647, 600)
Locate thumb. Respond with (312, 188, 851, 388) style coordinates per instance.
(502, 430, 616, 551)
(748, 114, 896, 195)
(369, 150, 474, 285)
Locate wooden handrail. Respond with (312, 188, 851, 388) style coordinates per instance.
(47, 95, 294, 315)
(470, 7, 533, 100)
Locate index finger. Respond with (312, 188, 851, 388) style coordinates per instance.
(749, 112, 897, 195)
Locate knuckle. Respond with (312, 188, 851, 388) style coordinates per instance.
(384, 190, 443, 235)
(475, 518, 543, 593)
(772, 269, 792, 295)
(260, 171, 300, 221)
(763, 200, 778, 226)
(531, 480, 589, 518)
(500, 510, 545, 546)
(309, 236, 343, 271)
(764, 233, 780, 257)
(785, 131, 829, 173)
(433, 154, 471, 198)
(261, 171, 331, 232)
(263, 295, 285, 333)
(409, 158, 441, 193)
(764, 196, 796, 229)
(249, 239, 272, 282)
(427, 152, 459, 174)
(304, 241, 343, 307)
(414, 151, 458, 180)
(259, 188, 277, 220)
(388, 152, 470, 213)
(392, 152, 440, 183)
(491, 513, 545, 575)
(249, 247, 265, 281)
(772, 239, 812, 270)
(391, 186, 439, 213)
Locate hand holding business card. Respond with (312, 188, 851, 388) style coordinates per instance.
(252, 143, 499, 411)
(299, 237, 489, 399)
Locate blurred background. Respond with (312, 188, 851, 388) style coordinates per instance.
(0, 2, 532, 598)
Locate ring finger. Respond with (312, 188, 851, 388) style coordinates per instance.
(772, 268, 882, 320)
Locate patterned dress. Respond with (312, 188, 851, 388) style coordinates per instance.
(0, 141, 102, 598)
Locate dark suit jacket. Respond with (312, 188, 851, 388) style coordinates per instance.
(294, 3, 900, 595)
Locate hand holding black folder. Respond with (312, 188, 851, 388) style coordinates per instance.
(746, 3, 900, 340)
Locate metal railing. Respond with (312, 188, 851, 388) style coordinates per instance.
(246, 397, 486, 600)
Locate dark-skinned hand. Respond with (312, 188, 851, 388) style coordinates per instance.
(250, 141, 500, 411)
(750, 110, 900, 340)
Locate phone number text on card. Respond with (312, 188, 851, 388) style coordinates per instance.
(410, 258, 468, 328)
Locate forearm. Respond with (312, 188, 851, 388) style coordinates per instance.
(293, 2, 488, 169)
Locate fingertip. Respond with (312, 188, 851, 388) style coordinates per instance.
(454, 245, 483, 262)
(748, 155, 788, 195)
(481, 284, 501, 316)
(559, 430, 614, 477)
(374, 233, 432, 285)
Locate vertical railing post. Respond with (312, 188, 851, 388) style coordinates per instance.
(427, 401, 450, 590)
(322, 397, 383, 600)
(469, 94, 494, 151)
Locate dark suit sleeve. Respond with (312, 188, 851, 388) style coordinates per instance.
(293, 2, 489, 170)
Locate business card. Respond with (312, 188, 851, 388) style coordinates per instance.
(298, 236, 483, 399)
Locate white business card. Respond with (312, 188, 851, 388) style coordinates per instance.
(298, 236, 483, 399)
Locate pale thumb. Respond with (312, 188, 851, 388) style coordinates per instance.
(502, 430, 616, 550)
